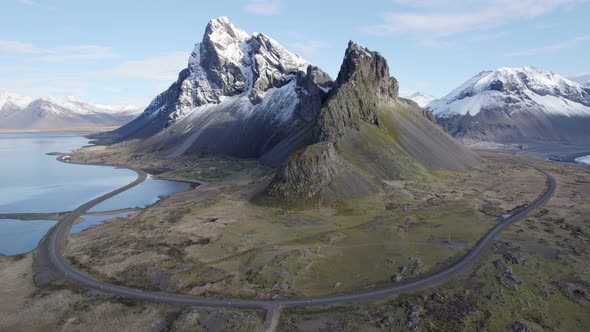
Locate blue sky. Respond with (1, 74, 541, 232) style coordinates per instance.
(1, 0, 589, 106)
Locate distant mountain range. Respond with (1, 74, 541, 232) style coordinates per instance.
(94, 16, 480, 200)
(428, 67, 590, 144)
(0, 91, 141, 130)
(406, 92, 437, 107)
(569, 73, 590, 88)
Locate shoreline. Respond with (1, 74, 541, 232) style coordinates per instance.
(0, 127, 118, 135)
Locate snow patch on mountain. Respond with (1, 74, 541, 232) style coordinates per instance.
(406, 92, 436, 107)
(159, 79, 301, 158)
(166, 17, 310, 124)
(575, 155, 590, 165)
(0, 91, 33, 110)
(430, 67, 590, 118)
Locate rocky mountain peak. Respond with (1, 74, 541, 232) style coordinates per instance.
(173, 17, 316, 122)
(204, 16, 248, 41)
(314, 42, 400, 141)
(335, 41, 399, 101)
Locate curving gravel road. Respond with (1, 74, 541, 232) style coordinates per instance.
(43, 161, 555, 324)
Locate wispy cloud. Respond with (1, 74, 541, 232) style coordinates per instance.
(16, 0, 36, 5)
(361, 0, 580, 44)
(0, 40, 117, 62)
(243, 0, 282, 15)
(288, 40, 330, 57)
(504, 35, 590, 56)
(106, 52, 187, 81)
(34, 45, 117, 62)
(0, 40, 37, 53)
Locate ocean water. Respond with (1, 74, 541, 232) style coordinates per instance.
(0, 133, 192, 255)
(0, 218, 56, 255)
(88, 176, 192, 212)
(0, 133, 137, 213)
(71, 212, 130, 234)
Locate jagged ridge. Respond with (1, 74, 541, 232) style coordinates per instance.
(267, 42, 481, 200)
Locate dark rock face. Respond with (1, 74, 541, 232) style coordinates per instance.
(267, 41, 481, 200)
(266, 142, 344, 199)
(268, 41, 402, 199)
(334, 41, 399, 101)
(295, 66, 332, 122)
(314, 41, 399, 141)
(199, 19, 249, 99)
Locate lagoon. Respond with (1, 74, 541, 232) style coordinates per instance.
(0, 133, 191, 255)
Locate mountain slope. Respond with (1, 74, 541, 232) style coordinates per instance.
(266, 42, 481, 200)
(96, 17, 332, 158)
(429, 67, 590, 144)
(406, 92, 436, 107)
(0, 93, 140, 130)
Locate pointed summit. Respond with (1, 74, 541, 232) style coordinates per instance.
(203, 16, 250, 48)
(314, 41, 399, 141)
(334, 41, 398, 101)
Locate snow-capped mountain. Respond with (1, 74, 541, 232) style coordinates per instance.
(98, 17, 332, 158)
(405, 92, 436, 107)
(0, 91, 33, 111)
(0, 92, 141, 130)
(429, 67, 590, 144)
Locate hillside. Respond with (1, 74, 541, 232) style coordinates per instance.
(266, 42, 481, 200)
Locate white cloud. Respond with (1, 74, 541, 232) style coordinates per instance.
(361, 0, 580, 42)
(107, 52, 187, 81)
(0, 72, 89, 99)
(243, 0, 282, 15)
(0, 40, 117, 62)
(288, 40, 330, 57)
(0, 40, 37, 53)
(504, 35, 590, 56)
(33, 45, 117, 62)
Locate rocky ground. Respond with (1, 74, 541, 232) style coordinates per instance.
(0, 254, 263, 331)
(2, 143, 588, 331)
(278, 154, 590, 331)
(63, 145, 544, 301)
